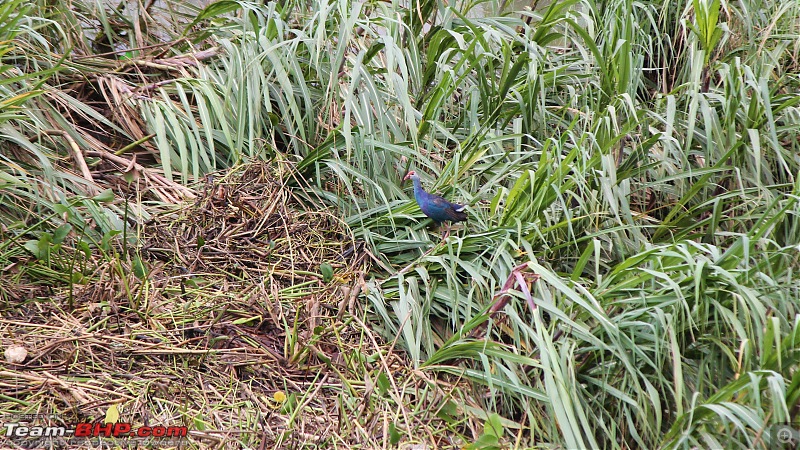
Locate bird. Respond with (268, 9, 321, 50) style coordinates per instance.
(403, 170, 467, 239)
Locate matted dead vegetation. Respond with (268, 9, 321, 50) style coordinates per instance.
(0, 162, 470, 449)
(144, 162, 358, 289)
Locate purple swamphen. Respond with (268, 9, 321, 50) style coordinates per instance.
(404, 170, 467, 239)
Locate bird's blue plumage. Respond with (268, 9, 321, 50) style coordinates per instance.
(409, 174, 467, 224)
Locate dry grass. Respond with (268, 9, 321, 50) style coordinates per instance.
(0, 162, 469, 449)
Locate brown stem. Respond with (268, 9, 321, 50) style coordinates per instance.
(41, 130, 99, 195)
(469, 263, 540, 338)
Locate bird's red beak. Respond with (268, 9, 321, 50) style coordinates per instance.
(403, 172, 412, 181)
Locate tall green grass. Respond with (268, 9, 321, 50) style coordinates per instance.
(3, 0, 799, 447)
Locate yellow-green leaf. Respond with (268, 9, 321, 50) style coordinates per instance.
(104, 404, 120, 424)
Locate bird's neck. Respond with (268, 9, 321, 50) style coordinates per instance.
(411, 177, 425, 201)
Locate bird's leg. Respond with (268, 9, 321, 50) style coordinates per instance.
(441, 222, 451, 240)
